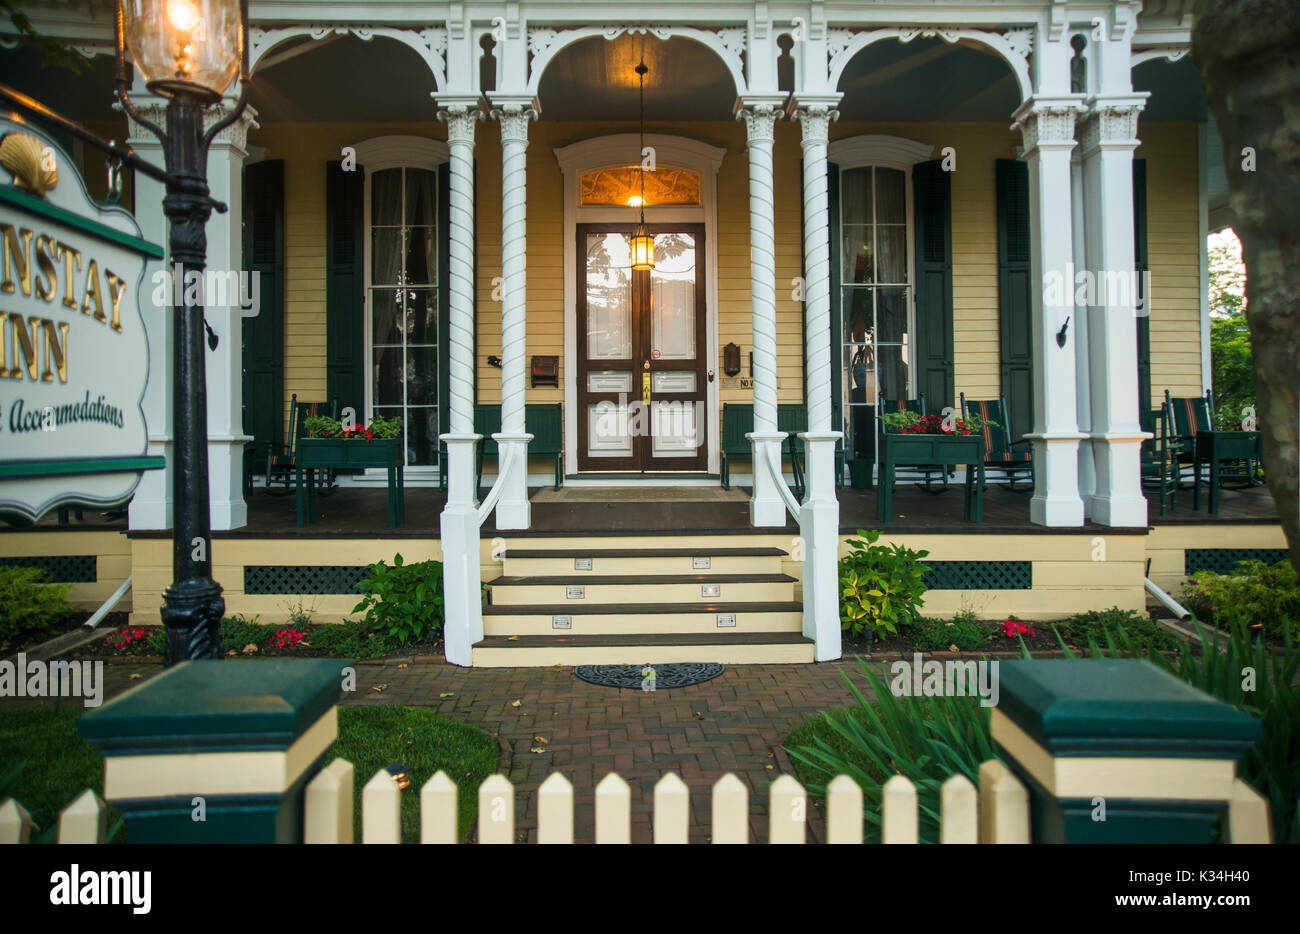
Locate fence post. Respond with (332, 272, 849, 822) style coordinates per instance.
(881, 774, 918, 844)
(58, 789, 107, 844)
(769, 774, 806, 844)
(1227, 778, 1272, 843)
(78, 659, 346, 843)
(711, 773, 749, 844)
(992, 659, 1262, 843)
(595, 772, 631, 844)
(825, 774, 863, 844)
(362, 769, 401, 844)
(653, 772, 689, 844)
(478, 774, 514, 844)
(940, 774, 978, 844)
(421, 770, 459, 844)
(305, 759, 354, 844)
(537, 772, 573, 844)
(0, 798, 34, 844)
(979, 760, 1030, 843)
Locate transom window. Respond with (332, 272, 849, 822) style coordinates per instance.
(840, 165, 912, 461)
(580, 165, 701, 206)
(369, 166, 438, 467)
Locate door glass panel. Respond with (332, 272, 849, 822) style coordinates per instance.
(586, 233, 632, 359)
(651, 233, 696, 359)
(588, 371, 633, 393)
(875, 168, 906, 224)
(652, 371, 696, 393)
(876, 287, 909, 343)
(876, 344, 908, 403)
(876, 226, 907, 284)
(587, 401, 633, 457)
(651, 400, 701, 456)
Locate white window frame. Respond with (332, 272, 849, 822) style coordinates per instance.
(354, 135, 449, 478)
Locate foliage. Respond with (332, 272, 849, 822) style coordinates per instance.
(1207, 232, 1256, 431)
(304, 414, 403, 440)
(784, 662, 1000, 844)
(839, 530, 930, 639)
(882, 410, 993, 435)
(305, 621, 399, 660)
(908, 612, 988, 651)
(1183, 560, 1300, 641)
(1052, 607, 1183, 654)
(220, 614, 276, 654)
(2, 2, 89, 71)
(0, 565, 73, 651)
(352, 554, 445, 647)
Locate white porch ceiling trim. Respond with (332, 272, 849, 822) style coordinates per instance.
(827, 134, 934, 170)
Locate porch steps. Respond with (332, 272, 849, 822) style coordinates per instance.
(473, 540, 812, 666)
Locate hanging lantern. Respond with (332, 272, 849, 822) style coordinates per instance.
(630, 59, 654, 271)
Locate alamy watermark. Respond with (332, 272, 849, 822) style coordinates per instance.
(0, 654, 104, 707)
(888, 653, 1000, 708)
(1043, 264, 1151, 316)
(149, 262, 261, 317)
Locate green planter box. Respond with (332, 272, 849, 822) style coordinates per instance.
(877, 432, 985, 523)
(296, 437, 405, 527)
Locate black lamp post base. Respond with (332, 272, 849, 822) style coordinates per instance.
(161, 577, 225, 664)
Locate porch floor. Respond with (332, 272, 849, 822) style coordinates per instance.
(65, 478, 1277, 538)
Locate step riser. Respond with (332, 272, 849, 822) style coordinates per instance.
(490, 581, 795, 606)
(472, 643, 816, 667)
(502, 555, 786, 576)
(483, 612, 803, 636)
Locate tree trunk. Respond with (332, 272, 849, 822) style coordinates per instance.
(1193, 0, 1300, 573)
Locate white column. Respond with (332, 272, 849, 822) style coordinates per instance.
(791, 95, 843, 662)
(1010, 97, 1087, 527)
(436, 96, 484, 668)
(737, 95, 787, 528)
(488, 96, 535, 530)
(1071, 149, 1096, 515)
(1079, 97, 1150, 527)
(202, 97, 258, 531)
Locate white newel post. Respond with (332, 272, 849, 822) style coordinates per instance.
(737, 96, 787, 528)
(1011, 97, 1087, 527)
(1070, 149, 1096, 515)
(436, 97, 485, 667)
(203, 98, 258, 530)
(791, 96, 843, 662)
(1079, 97, 1151, 527)
(489, 97, 536, 530)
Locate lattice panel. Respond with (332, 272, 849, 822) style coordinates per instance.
(923, 561, 1032, 590)
(1184, 549, 1290, 576)
(244, 565, 370, 595)
(0, 555, 97, 583)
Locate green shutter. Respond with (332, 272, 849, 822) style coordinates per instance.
(827, 162, 842, 440)
(1133, 158, 1152, 429)
(241, 160, 284, 465)
(326, 160, 365, 416)
(913, 159, 954, 416)
(996, 158, 1034, 443)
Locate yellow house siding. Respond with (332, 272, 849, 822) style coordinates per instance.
(1138, 123, 1204, 408)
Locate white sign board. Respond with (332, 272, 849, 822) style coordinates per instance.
(0, 118, 161, 520)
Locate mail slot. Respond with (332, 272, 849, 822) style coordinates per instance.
(532, 355, 559, 387)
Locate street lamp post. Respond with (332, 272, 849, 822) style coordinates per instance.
(114, 0, 251, 662)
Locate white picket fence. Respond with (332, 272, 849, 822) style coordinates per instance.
(1, 759, 1273, 843)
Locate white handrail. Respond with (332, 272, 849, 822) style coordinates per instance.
(475, 444, 522, 526)
(82, 576, 132, 629)
(760, 441, 802, 520)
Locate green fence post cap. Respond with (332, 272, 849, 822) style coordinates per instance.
(996, 659, 1261, 759)
(79, 659, 350, 756)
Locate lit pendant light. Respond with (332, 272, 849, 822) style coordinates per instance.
(630, 59, 655, 271)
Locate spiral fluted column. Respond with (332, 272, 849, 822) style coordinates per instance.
(439, 102, 481, 436)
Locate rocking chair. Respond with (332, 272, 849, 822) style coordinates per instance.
(264, 395, 339, 497)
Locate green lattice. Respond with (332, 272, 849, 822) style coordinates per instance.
(923, 561, 1031, 590)
(1184, 549, 1290, 576)
(0, 554, 96, 582)
(244, 565, 369, 595)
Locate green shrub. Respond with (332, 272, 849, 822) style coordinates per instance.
(839, 529, 930, 639)
(1054, 607, 1182, 655)
(0, 565, 73, 650)
(308, 620, 397, 660)
(220, 614, 275, 654)
(352, 554, 445, 647)
(1183, 560, 1300, 641)
(909, 614, 988, 651)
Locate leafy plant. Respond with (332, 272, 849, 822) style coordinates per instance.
(785, 662, 1000, 843)
(881, 410, 993, 435)
(0, 565, 72, 651)
(307, 621, 397, 660)
(283, 598, 316, 629)
(220, 614, 275, 654)
(839, 529, 930, 639)
(303, 415, 341, 438)
(1183, 560, 1300, 641)
(352, 554, 445, 647)
(1054, 607, 1182, 654)
(909, 613, 989, 651)
(304, 414, 402, 440)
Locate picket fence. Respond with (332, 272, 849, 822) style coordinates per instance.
(0, 757, 1273, 843)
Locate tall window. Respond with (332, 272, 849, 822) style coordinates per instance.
(369, 166, 438, 467)
(840, 165, 911, 462)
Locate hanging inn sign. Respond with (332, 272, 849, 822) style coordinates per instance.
(0, 117, 162, 520)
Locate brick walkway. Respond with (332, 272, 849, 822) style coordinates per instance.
(3, 656, 883, 843)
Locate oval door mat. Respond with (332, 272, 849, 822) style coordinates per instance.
(574, 663, 725, 690)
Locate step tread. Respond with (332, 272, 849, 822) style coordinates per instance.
(485, 601, 803, 616)
(487, 573, 798, 586)
(503, 547, 788, 558)
(474, 632, 814, 648)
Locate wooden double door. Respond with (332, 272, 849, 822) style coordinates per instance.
(576, 223, 708, 472)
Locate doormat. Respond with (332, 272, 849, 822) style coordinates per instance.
(532, 487, 748, 503)
(574, 662, 725, 691)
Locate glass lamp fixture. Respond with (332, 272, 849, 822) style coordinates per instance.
(118, 0, 244, 103)
(629, 59, 654, 271)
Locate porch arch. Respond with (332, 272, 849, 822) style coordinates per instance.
(248, 25, 447, 89)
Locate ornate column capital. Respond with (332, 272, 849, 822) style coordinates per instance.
(789, 95, 842, 148)
(488, 96, 539, 143)
(735, 95, 786, 143)
(1077, 95, 1148, 155)
(437, 98, 485, 146)
(1010, 95, 1087, 155)
(205, 100, 260, 154)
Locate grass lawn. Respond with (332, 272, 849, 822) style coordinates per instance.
(0, 705, 498, 843)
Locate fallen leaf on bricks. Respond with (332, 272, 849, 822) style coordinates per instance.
(397, 663, 408, 669)
(128, 673, 143, 681)
(510, 699, 522, 707)
(439, 692, 455, 698)
(372, 683, 388, 692)
(506, 635, 519, 641)
(533, 736, 548, 744)
(530, 747, 547, 754)
(241, 643, 258, 655)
